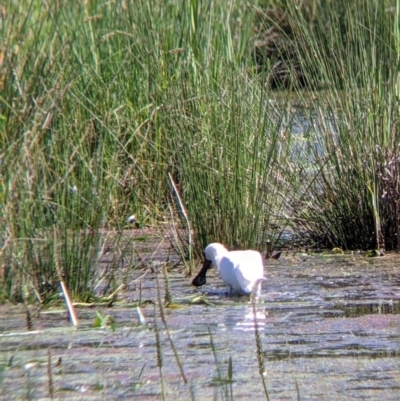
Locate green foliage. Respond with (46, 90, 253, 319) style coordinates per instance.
(1, 0, 399, 301)
(281, 0, 399, 249)
(93, 310, 115, 332)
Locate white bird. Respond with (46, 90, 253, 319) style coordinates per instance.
(192, 243, 266, 297)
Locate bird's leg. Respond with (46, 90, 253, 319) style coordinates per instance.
(250, 278, 266, 302)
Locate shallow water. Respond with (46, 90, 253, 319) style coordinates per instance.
(1, 248, 400, 400)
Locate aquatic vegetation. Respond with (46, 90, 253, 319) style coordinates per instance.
(1, 0, 399, 302)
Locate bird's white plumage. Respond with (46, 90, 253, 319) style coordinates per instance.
(203, 243, 266, 296)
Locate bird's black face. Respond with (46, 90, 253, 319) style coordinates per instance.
(192, 257, 212, 287)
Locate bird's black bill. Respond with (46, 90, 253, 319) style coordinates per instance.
(192, 259, 212, 287)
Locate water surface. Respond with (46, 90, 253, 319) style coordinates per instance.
(1, 246, 399, 400)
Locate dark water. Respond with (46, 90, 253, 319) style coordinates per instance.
(1, 251, 399, 400)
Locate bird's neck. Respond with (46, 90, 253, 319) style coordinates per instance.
(212, 249, 228, 268)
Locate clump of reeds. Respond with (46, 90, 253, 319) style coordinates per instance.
(2, 0, 398, 302)
(278, 0, 400, 250)
(2, 0, 285, 301)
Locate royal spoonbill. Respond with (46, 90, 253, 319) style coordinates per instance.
(192, 243, 266, 297)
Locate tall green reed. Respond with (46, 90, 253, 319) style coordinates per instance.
(2, 0, 297, 301)
(275, 0, 400, 249)
(6, 0, 395, 302)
